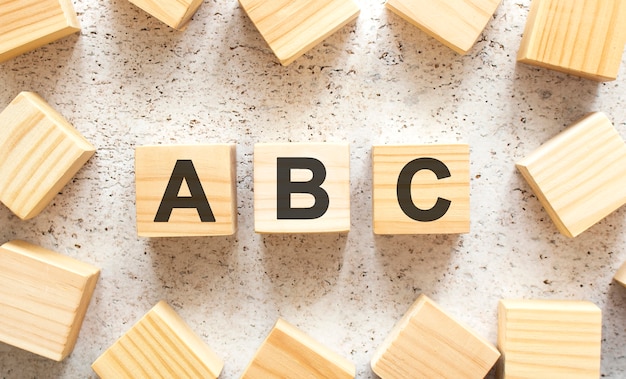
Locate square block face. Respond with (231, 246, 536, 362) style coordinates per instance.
(239, 0, 360, 65)
(615, 261, 626, 287)
(372, 294, 500, 379)
(518, 0, 626, 81)
(497, 299, 602, 379)
(373, 144, 470, 234)
(135, 144, 237, 237)
(254, 143, 350, 233)
(0, 92, 95, 220)
(385, 0, 501, 54)
(128, 0, 203, 30)
(0, 240, 99, 361)
(516, 112, 626, 238)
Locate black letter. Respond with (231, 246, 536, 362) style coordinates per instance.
(276, 157, 330, 219)
(396, 157, 451, 222)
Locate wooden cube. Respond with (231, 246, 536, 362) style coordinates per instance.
(254, 143, 350, 233)
(92, 301, 223, 379)
(614, 261, 626, 287)
(135, 144, 237, 237)
(0, 240, 100, 361)
(518, 0, 626, 81)
(516, 112, 626, 238)
(0, 0, 80, 63)
(0, 92, 95, 220)
(497, 299, 602, 379)
(373, 144, 470, 234)
(371, 294, 500, 379)
(128, 0, 203, 30)
(385, 0, 502, 54)
(239, 0, 360, 66)
(242, 318, 355, 378)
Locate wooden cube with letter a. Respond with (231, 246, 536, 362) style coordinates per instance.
(254, 143, 350, 233)
(135, 144, 237, 237)
(128, 0, 203, 30)
(373, 144, 470, 234)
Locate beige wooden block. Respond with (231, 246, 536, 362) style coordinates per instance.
(516, 112, 626, 238)
(497, 299, 602, 379)
(128, 0, 203, 30)
(239, 0, 360, 66)
(0, 92, 95, 220)
(518, 0, 626, 81)
(135, 144, 237, 237)
(373, 144, 470, 234)
(385, 0, 501, 54)
(614, 261, 626, 287)
(372, 294, 500, 379)
(254, 143, 350, 233)
(92, 301, 223, 379)
(242, 318, 355, 378)
(0, 240, 99, 361)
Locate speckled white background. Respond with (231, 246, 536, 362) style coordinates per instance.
(1, 0, 626, 378)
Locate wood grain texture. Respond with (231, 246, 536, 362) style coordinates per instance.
(497, 299, 602, 379)
(0, 91, 95, 220)
(518, 0, 626, 81)
(516, 112, 626, 238)
(128, 0, 203, 30)
(615, 261, 626, 287)
(371, 294, 500, 379)
(239, 0, 360, 65)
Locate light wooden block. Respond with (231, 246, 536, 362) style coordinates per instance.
(239, 0, 360, 66)
(497, 299, 602, 379)
(516, 112, 626, 238)
(254, 143, 350, 233)
(371, 294, 500, 379)
(135, 144, 237, 237)
(242, 318, 355, 378)
(128, 0, 203, 30)
(92, 301, 223, 379)
(0, 240, 99, 361)
(0, 91, 95, 220)
(614, 261, 626, 287)
(385, 0, 501, 54)
(373, 144, 470, 234)
(518, 0, 626, 81)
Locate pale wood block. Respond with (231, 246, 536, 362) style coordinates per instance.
(0, 240, 100, 361)
(239, 0, 360, 66)
(385, 0, 502, 54)
(241, 318, 355, 378)
(518, 0, 626, 81)
(371, 294, 500, 379)
(135, 144, 237, 237)
(516, 112, 626, 238)
(92, 301, 223, 379)
(128, 0, 203, 30)
(497, 299, 602, 379)
(373, 144, 470, 234)
(0, 92, 95, 220)
(614, 261, 626, 287)
(254, 143, 350, 233)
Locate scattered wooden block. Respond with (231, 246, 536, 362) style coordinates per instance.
(0, 240, 99, 361)
(239, 0, 360, 66)
(128, 0, 203, 30)
(92, 301, 223, 379)
(373, 144, 470, 234)
(371, 294, 500, 379)
(0, 91, 95, 220)
(254, 143, 350, 233)
(135, 144, 237, 237)
(242, 318, 355, 378)
(516, 112, 626, 238)
(497, 299, 602, 379)
(614, 261, 626, 287)
(385, 0, 502, 54)
(518, 0, 626, 81)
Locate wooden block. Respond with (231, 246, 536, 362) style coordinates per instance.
(128, 0, 203, 30)
(254, 143, 350, 233)
(0, 240, 99, 361)
(518, 0, 626, 81)
(385, 0, 502, 54)
(516, 112, 626, 238)
(92, 301, 223, 379)
(238, 0, 360, 66)
(373, 144, 470, 234)
(241, 318, 355, 378)
(0, 92, 95, 220)
(135, 144, 237, 237)
(497, 299, 602, 379)
(371, 294, 500, 379)
(614, 261, 626, 287)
